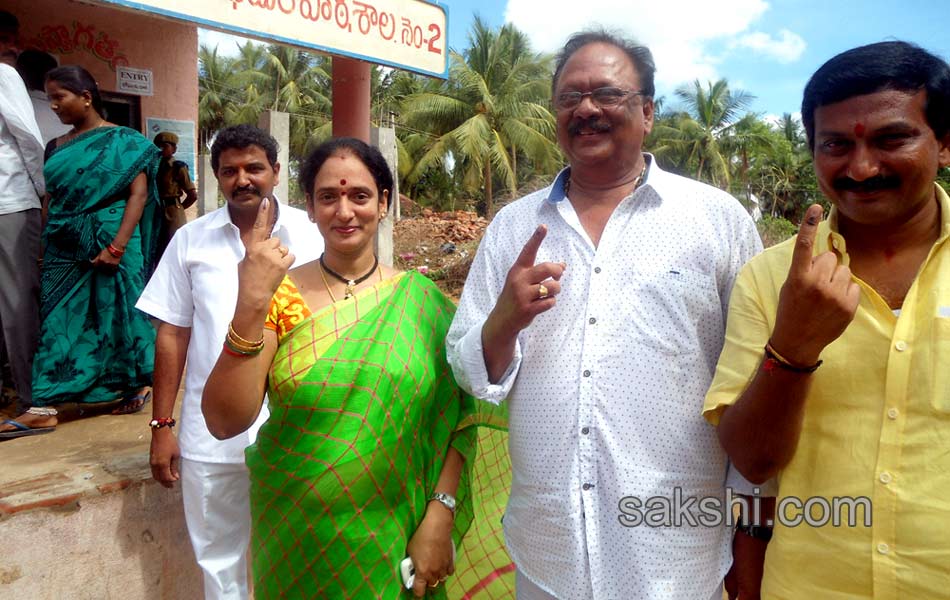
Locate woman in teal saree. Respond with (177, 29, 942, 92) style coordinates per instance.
(202, 138, 514, 598)
(0, 66, 161, 437)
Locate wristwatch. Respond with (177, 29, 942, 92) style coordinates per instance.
(428, 492, 456, 516)
(735, 522, 773, 542)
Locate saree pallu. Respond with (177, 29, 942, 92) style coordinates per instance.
(32, 127, 161, 405)
(249, 272, 514, 599)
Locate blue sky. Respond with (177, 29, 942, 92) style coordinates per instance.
(202, 0, 950, 119)
(445, 0, 949, 119)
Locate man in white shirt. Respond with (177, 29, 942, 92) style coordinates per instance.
(16, 50, 71, 145)
(447, 31, 764, 599)
(136, 125, 322, 599)
(0, 12, 45, 438)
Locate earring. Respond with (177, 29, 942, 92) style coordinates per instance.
(380, 211, 387, 219)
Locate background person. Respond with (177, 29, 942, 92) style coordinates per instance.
(0, 21, 44, 439)
(5, 65, 161, 436)
(153, 131, 197, 259)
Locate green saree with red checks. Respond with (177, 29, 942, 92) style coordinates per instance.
(248, 272, 514, 598)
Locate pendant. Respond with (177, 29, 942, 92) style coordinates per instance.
(344, 280, 355, 299)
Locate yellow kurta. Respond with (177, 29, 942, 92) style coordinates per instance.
(704, 184, 950, 599)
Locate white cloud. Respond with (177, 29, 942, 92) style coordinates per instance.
(198, 28, 256, 57)
(732, 29, 806, 63)
(503, 0, 803, 90)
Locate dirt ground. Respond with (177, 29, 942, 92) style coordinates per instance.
(393, 207, 489, 301)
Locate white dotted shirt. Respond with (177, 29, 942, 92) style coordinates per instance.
(447, 156, 763, 599)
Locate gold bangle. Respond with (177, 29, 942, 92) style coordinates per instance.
(228, 321, 264, 349)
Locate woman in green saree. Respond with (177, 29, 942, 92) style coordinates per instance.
(202, 138, 513, 598)
(0, 66, 161, 437)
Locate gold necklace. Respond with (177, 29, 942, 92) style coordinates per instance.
(318, 263, 338, 303)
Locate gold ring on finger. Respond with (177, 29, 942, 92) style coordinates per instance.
(538, 283, 549, 299)
(428, 580, 440, 588)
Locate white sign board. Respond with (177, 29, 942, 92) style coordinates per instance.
(117, 66, 153, 96)
(93, 0, 449, 79)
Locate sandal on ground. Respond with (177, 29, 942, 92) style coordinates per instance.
(112, 389, 152, 415)
(0, 418, 56, 439)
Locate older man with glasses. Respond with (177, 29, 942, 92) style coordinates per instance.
(447, 30, 769, 599)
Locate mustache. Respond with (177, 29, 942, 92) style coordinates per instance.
(567, 117, 611, 136)
(233, 185, 262, 197)
(833, 175, 901, 193)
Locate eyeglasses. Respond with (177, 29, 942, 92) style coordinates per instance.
(554, 87, 646, 111)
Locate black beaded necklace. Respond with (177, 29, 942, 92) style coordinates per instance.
(319, 253, 379, 299)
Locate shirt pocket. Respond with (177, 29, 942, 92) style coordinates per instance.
(617, 268, 721, 357)
(931, 307, 950, 413)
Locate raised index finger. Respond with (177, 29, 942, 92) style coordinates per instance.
(252, 195, 275, 241)
(790, 204, 823, 278)
(516, 225, 547, 268)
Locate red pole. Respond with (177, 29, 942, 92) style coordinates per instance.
(332, 56, 371, 142)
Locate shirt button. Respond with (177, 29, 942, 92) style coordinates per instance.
(594, 267, 602, 274)
(582, 483, 593, 491)
(887, 408, 899, 420)
(588, 317, 597, 325)
(895, 341, 908, 352)
(877, 542, 890, 555)
(879, 472, 892, 484)
(583, 370, 591, 377)
(581, 427, 590, 435)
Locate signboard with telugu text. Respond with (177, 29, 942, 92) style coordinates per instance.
(89, 0, 449, 79)
(116, 66, 153, 95)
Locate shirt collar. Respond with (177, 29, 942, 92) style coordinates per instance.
(820, 182, 950, 263)
(544, 153, 659, 204)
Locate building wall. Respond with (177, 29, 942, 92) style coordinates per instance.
(7, 0, 197, 136)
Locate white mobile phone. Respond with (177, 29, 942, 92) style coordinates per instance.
(399, 542, 457, 589)
(399, 556, 416, 589)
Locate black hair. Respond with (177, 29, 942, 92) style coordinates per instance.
(0, 11, 18, 35)
(802, 41, 950, 151)
(45, 65, 105, 117)
(210, 124, 279, 172)
(16, 50, 57, 91)
(552, 29, 656, 99)
(299, 137, 394, 202)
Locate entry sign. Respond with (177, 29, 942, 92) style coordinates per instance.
(92, 0, 449, 79)
(117, 66, 153, 96)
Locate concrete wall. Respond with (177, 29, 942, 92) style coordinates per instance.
(8, 0, 198, 133)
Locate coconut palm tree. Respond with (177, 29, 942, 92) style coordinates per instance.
(399, 18, 560, 215)
(652, 79, 754, 189)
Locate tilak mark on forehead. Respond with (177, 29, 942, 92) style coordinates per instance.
(854, 122, 865, 138)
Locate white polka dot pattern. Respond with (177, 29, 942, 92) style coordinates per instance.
(447, 157, 763, 599)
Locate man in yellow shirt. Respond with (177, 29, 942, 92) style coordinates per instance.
(704, 41, 950, 599)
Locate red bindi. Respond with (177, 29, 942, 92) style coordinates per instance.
(853, 123, 865, 138)
(340, 179, 347, 186)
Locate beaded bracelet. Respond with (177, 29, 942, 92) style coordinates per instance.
(149, 417, 176, 429)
